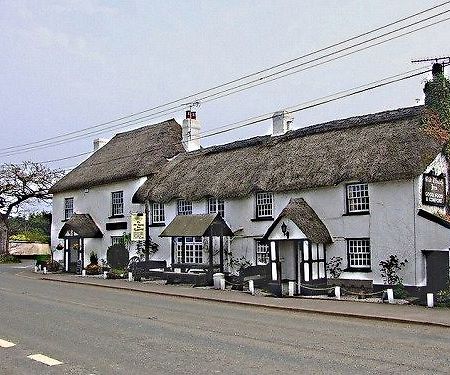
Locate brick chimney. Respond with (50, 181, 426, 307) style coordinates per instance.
(93, 138, 109, 151)
(272, 111, 293, 136)
(182, 110, 201, 151)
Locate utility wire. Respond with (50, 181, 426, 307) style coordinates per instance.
(1, 12, 447, 158)
(1, 1, 448, 154)
(43, 67, 432, 169)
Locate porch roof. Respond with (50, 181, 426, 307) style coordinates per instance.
(263, 198, 332, 244)
(160, 213, 233, 237)
(58, 214, 103, 239)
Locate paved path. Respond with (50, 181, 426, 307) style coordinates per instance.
(1, 263, 449, 374)
(39, 270, 450, 328)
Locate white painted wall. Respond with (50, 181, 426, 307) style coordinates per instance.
(149, 152, 449, 288)
(51, 178, 146, 267)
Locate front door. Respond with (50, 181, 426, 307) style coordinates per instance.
(66, 238, 81, 273)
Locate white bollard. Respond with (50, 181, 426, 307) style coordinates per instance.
(103, 271, 107, 279)
(427, 293, 434, 308)
(387, 288, 394, 304)
(335, 286, 341, 300)
(43, 267, 47, 275)
(220, 278, 225, 290)
(288, 281, 295, 297)
(81, 269, 86, 277)
(248, 280, 255, 295)
(34, 266, 38, 273)
(128, 272, 133, 282)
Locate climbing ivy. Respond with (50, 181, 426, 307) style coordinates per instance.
(423, 65, 450, 157)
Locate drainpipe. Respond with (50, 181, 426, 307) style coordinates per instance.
(144, 201, 150, 261)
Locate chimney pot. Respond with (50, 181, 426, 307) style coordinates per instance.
(272, 111, 293, 136)
(93, 138, 109, 151)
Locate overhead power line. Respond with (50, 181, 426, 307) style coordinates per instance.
(44, 66, 431, 169)
(1, 1, 449, 156)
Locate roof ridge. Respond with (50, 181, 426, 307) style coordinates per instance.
(194, 105, 423, 156)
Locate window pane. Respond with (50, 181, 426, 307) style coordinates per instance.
(311, 243, 318, 260)
(318, 244, 324, 260)
(152, 203, 165, 223)
(303, 241, 309, 261)
(319, 262, 325, 278)
(256, 192, 273, 217)
(346, 183, 369, 213)
(256, 241, 269, 265)
(312, 262, 318, 280)
(111, 191, 124, 216)
(303, 263, 310, 281)
(348, 239, 371, 268)
(177, 199, 192, 215)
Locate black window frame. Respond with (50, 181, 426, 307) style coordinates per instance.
(253, 191, 274, 221)
(346, 238, 372, 272)
(63, 197, 74, 221)
(110, 191, 124, 217)
(345, 183, 370, 215)
(208, 197, 225, 217)
(177, 199, 192, 216)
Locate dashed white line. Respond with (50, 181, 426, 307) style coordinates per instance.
(27, 354, 63, 366)
(0, 339, 16, 348)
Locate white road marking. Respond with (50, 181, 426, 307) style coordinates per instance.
(0, 339, 16, 348)
(27, 354, 63, 366)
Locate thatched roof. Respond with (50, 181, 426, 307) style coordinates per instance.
(134, 106, 445, 203)
(49, 119, 185, 194)
(58, 214, 103, 238)
(9, 242, 51, 256)
(160, 214, 233, 237)
(263, 198, 332, 244)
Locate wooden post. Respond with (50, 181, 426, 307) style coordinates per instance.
(144, 202, 150, 261)
(219, 235, 224, 273)
(209, 234, 213, 270)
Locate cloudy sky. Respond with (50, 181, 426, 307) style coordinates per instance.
(0, 0, 449, 169)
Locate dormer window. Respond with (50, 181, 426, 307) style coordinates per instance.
(346, 183, 369, 214)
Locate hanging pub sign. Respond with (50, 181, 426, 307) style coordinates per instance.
(422, 173, 446, 207)
(131, 213, 146, 241)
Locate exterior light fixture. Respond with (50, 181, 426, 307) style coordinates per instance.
(281, 222, 289, 239)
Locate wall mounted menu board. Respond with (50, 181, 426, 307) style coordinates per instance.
(422, 173, 446, 207)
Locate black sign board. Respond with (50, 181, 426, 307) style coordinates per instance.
(422, 173, 446, 207)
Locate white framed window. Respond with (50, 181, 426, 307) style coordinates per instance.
(185, 236, 203, 263)
(256, 241, 270, 265)
(152, 202, 165, 224)
(256, 192, 273, 218)
(176, 238, 183, 263)
(111, 191, 124, 216)
(347, 239, 371, 269)
(177, 199, 192, 215)
(346, 183, 369, 213)
(208, 197, 224, 217)
(111, 236, 123, 246)
(64, 197, 73, 220)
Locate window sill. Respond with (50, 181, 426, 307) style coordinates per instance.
(251, 217, 274, 222)
(108, 214, 125, 219)
(343, 268, 372, 273)
(342, 211, 370, 216)
(149, 223, 165, 227)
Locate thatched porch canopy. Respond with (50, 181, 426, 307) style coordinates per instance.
(263, 198, 332, 244)
(58, 214, 103, 238)
(160, 213, 233, 237)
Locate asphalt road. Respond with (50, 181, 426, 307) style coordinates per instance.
(0, 262, 449, 375)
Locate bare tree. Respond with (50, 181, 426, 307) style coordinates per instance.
(0, 161, 63, 254)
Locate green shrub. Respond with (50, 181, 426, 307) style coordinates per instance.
(393, 283, 409, 299)
(89, 251, 98, 265)
(436, 287, 450, 308)
(0, 254, 21, 263)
